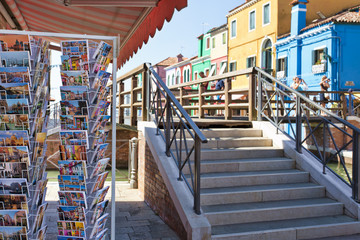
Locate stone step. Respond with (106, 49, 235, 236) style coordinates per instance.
(198, 169, 309, 188)
(201, 182, 325, 205)
(211, 215, 360, 240)
(183, 157, 294, 174)
(168, 128, 263, 139)
(203, 198, 344, 226)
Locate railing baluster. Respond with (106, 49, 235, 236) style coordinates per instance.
(165, 94, 171, 157)
(296, 96, 302, 153)
(353, 131, 360, 202)
(194, 135, 201, 214)
(257, 72, 263, 121)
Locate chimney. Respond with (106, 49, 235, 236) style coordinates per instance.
(177, 54, 184, 62)
(290, 0, 308, 36)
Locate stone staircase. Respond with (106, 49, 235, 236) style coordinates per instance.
(183, 128, 360, 240)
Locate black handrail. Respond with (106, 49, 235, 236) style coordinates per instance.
(254, 67, 360, 201)
(146, 63, 207, 214)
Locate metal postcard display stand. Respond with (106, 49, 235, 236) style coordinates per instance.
(0, 30, 118, 240)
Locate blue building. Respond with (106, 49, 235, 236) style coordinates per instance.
(275, 0, 360, 91)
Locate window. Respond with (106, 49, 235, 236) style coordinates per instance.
(222, 32, 227, 45)
(167, 76, 170, 86)
(187, 69, 190, 82)
(263, 3, 270, 25)
(229, 61, 237, 72)
(231, 19, 237, 38)
(276, 57, 287, 78)
(246, 56, 256, 68)
(206, 37, 210, 49)
(312, 47, 327, 65)
(204, 68, 210, 77)
(212, 37, 215, 49)
(220, 61, 228, 74)
(194, 71, 198, 80)
(249, 10, 256, 31)
(209, 64, 216, 76)
(171, 74, 175, 86)
(183, 69, 187, 83)
(176, 70, 181, 84)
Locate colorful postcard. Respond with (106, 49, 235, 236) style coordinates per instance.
(91, 115, 110, 133)
(0, 114, 29, 131)
(0, 34, 30, 52)
(32, 132, 46, 163)
(90, 200, 109, 224)
(92, 70, 111, 90)
(59, 130, 88, 147)
(0, 209, 28, 228)
(61, 40, 88, 56)
(61, 55, 88, 72)
(0, 226, 27, 239)
(31, 156, 46, 185)
(90, 213, 108, 239)
(0, 162, 28, 180)
(0, 67, 30, 85)
(90, 186, 109, 210)
(58, 160, 87, 177)
(0, 83, 31, 102)
(92, 41, 112, 60)
(92, 130, 109, 149)
(0, 194, 28, 212)
(60, 115, 88, 131)
(57, 221, 85, 238)
(58, 191, 87, 209)
(57, 205, 85, 222)
(61, 71, 89, 86)
(61, 100, 88, 116)
(58, 175, 86, 192)
(60, 86, 88, 101)
(95, 228, 108, 240)
(0, 130, 29, 148)
(31, 178, 47, 210)
(90, 100, 110, 119)
(0, 178, 28, 196)
(59, 145, 87, 161)
(92, 86, 110, 104)
(57, 236, 85, 240)
(32, 202, 47, 234)
(91, 172, 108, 194)
(90, 158, 109, 179)
(0, 146, 29, 165)
(0, 99, 29, 114)
(91, 143, 108, 164)
(0, 51, 30, 69)
(36, 225, 47, 240)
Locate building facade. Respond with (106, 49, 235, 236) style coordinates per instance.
(191, 32, 211, 82)
(164, 56, 195, 87)
(209, 24, 228, 78)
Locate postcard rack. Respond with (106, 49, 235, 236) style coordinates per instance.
(56, 39, 112, 240)
(0, 35, 51, 239)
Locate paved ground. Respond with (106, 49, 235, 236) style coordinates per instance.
(45, 181, 179, 239)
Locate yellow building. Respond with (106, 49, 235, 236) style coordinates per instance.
(228, 0, 360, 89)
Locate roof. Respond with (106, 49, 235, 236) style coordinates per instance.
(164, 55, 196, 70)
(227, 0, 261, 18)
(155, 55, 188, 66)
(2, 0, 187, 68)
(208, 24, 227, 35)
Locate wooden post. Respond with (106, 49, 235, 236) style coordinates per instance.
(130, 75, 137, 126)
(224, 77, 231, 120)
(248, 74, 257, 121)
(179, 87, 184, 106)
(342, 94, 347, 119)
(198, 84, 204, 118)
(119, 82, 124, 124)
(141, 70, 148, 121)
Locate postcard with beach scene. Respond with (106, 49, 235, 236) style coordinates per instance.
(60, 86, 88, 101)
(61, 100, 88, 116)
(90, 158, 109, 179)
(90, 186, 109, 210)
(90, 200, 109, 224)
(0, 114, 29, 131)
(90, 101, 110, 119)
(0, 83, 31, 102)
(32, 202, 47, 234)
(0, 130, 29, 148)
(58, 191, 87, 209)
(0, 99, 29, 115)
(0, 67, 30, 85)
(61, 70, 89, 86)
(0, 146, 29, 165)
(60, 115, 88, 131)
(92, 130, 109, 149)
(59, 145, 87, 161)
(90, 213, 108, 239)
(0, 51, 30, 70)
(57, 205, 86, 222)
(0, 34, 30, 52)
(0, 226, 27, 239)
(58, 175, 86, 192)
(91, 115, 110, 133)
(57, 221, 85, 239)
(0, 194, 28, 212)
(58, 160, 87, 177)
(0, 209, 28, 228)
(0, 162, 28, 180)
(91, 171, 108, 194)
(59, 130, 88, 147)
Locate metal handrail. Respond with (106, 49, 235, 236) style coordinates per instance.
(146, 63, 207, 214)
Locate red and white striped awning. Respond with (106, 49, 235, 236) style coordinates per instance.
(1, 0, 187, 68)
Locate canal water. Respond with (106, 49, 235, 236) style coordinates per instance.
(327, 162, 353, 184)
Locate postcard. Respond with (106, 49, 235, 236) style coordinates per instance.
(0, 146, 29, 165)
(61, 100, 88, 116)
(0, 194, 28, 212)
(0, 178, 28, 196)
(90, 158, 109, 179)
(59, 145, 87, 161)
(0, 226, 27, 239)
(91, 130, 109, 149)
(58, 160, 87, 177)
(60, 86, 88, 101)
(0, 67, 30, 85)
(61, 71, 89, 86)
(91, 115, 110, 133)
(0, 209, 28, 228)
(90, 200, 109, 224)
(91, 143, 108, 164)
(61, 40, 88, 56)
(61, 55, 88, 71)
(95, 228, 108, 240)
(92, 41, 112, 60)
(59, 130, 88, 147)
(0, 114, 29, 131)
(57, 205, 85, 222)
(0, 162, 28, 180)
(57, 236, 85, 240)
(92, 70, 111, 90)
(91, 172, 108, 194)
(90, 186, 109, 210)
(32, 132, 46, 163)
(58, 175, 86, 192)
(57, 221, 85, 238)
(0, 51, 30, 69)
(90, 213, 108, 239)
(0, 34, 30, 52)
(60, 115, 88, 131)
(92, 86, 110, 104)
(0, 99, 29, 115)
(31, 157, 46, 185)
(58, 191, 87, 209)
(0, 130, 29, 148)
(32, 202, 47, 234)
(31, 178, 47, 210)
(0, 83, 31, 102)
(90, 100, 110, 119)
(36, 225, 47, 240)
